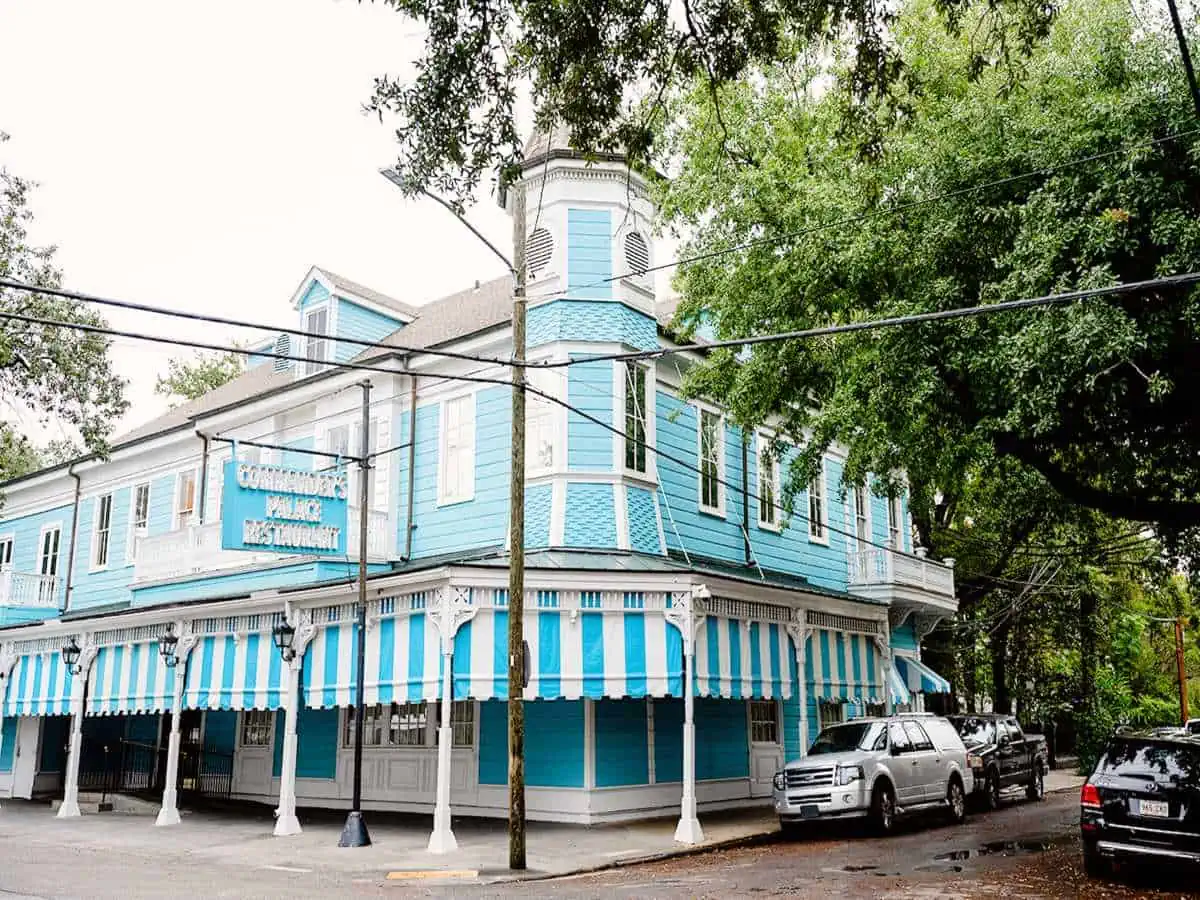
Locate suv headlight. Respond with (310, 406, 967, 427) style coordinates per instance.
(967, 754, 984, 769)
(836, 765, 864, 786)
(773, 772, 786, 791)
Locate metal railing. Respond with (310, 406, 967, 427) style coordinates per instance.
(0, 570, 61, 608)
(133, 508, 392, 583)
(849, 546, 955, 597)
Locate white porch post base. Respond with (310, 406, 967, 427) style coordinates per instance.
(156, 720, 183, 827)
(674, 813, 704, 845)
(57, 710, 84, 819)
(275, 661, 303, 837)
(154, 806, 181, 827)
(675, 701, 705, 845)
(427, 652, 458, 854)
(273, 812, 303, 837)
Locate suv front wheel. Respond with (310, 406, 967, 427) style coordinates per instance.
(870, 781, 897, 835)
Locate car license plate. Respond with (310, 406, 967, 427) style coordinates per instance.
(800, 805, 820, 819)
(1139, 798, 1169, 818)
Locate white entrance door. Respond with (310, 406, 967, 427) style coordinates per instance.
(749, 700, 784, 796)
(232, 710, 275, 797)
(11, 717, 42, 799)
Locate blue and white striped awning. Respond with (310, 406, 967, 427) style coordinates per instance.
(302, 609, 796, 707)
(2, 652, 74, 717)
(88, 642, 174, 715)
(805, 629, 885, 703)
(893, 653, 951, 694)
(183, 633, 284, 711)
(888, 661, 913, 707)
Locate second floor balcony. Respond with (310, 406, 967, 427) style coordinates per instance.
(848, 545, 957, 615)
(0, 569, 62, 610)
(132, 508, 393, 585)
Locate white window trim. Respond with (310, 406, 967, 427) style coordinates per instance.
(852, 484, 872, 552)
(36, 522, 63, 578)
(237, 709, 276, 749)
(887, 494, 905, 550)
(807, 456, 830, 545)
(89, 493, 114, 572)
(696, 403, 726, 517)
(300, 300, 335, 377)
(621, 361, 651, 477)
(436, 392, 477, 507)
(0, 532, 14, 571)
(747, 698, 782, 745)
(755, 431, 781, 532)
(526, 359, 564, 478)
(126, 482, 151, 565)
(172, 467, 200, 532)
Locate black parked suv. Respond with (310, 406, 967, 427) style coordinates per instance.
(1081, 731, 1200, 876)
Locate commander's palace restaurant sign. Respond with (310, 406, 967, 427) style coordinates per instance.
(221, 460, 349, 556)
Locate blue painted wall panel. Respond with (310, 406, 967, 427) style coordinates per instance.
(298, 281, 330, 310)
(627, 488, 662, 555)
(653, 699, 683, 783)
(567, 358, 613, 471)
(273, 710, 285, 777)
(204, 709, 238, 754)
(890, 620, 919, 653)
(0, 502, 74, 611)
(333, 300, 404, 364)
(527, 301, 657, 350)
(525, 484, 552, 549)
(567, 209, 612, 299)
(563, 483, 617, 549)
(695, 698, 750, 780)
(39, 716, 69, 772)
(0, 716, 16, 772)
(478, 699, 585, 787)
(595, 699, 649, 787)
(295, 707, 339, 779)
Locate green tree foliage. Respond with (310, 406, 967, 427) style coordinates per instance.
(658, 0, 1200, 547)
(154, 348, 244, 407)
(1, 132, 127, 487)
(367, 0, 1057, 205)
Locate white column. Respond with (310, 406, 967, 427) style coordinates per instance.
(666, 586, 707, 846)
(155, 668, 187, 827)
(57, 642, 95, 819)
(883, 646, 895, 716)
(428, 648, 457, 853)
(274, 658, 303, 836)
(796, 632, 809, 757)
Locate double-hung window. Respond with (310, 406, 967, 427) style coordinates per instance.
(853, 486, 870, 551)
(750, 700, 780, 744)
(91, 493, 113, 569)
(0, 535, 13, 571)
(347, 702, 430, 747)
(525, 367, 560, 475)
(757, 436, 778, 529)
(808, 460, 828, 542)
(240, 710, 273, 747)
(887, 495, 903, 549)
(127, 482, 150, 563)
(175, 470, 197, 530)
(438, 394, 475, 505)
(698, 408, 723, 514)
(624, 362, 647, 474)
(302, 307, 330, 376)
(38, 525, 61, 605)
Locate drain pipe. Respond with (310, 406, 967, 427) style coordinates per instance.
(402, 371, 418, 561)
(741, 434, 752, 566)
(196, 430, 210, 523)
(61, 462, 83, 612)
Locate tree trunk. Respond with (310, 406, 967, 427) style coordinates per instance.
(992, 617, 1012, 714)
(1080, 590, 1098, 711)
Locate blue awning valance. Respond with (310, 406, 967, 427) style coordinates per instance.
(893, 653, 951, 694)
(88, 642, 174, 715)
(805, 629, 885, 704)
(3, 652, 74, 717)
(888, 661, 912, 706)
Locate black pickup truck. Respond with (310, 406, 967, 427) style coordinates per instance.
(947, 714, 1048, 810)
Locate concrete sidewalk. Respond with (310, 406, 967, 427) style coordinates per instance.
(0, 772, 1085, 886)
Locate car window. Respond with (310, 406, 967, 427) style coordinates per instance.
(924, 718, 966, 753)
(1099, 740, 1200, 781)
(1006, 719, 1023, 739)
(951, 717, 996, 746)
(997, 722, 1014, 744)
(889, 722, 913, 754)
(903, 721, 934, 751)
(1188, 721, 1200, 736)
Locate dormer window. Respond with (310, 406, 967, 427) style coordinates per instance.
(302, 307, 330, 375)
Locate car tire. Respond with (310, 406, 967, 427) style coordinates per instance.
(947, 776, 967, 825)
(870, 781, 897, 836)
(984, 770, 1001, 811)
(779, 820, 803, 839)
(1026, 766, 1045, 802)
(1083, 844, 1109, 879)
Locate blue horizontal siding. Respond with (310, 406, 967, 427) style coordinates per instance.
(563, 483, 617, 549)
(333, 299, 404, 364)
(595, 699, 650, 786)
(627, 487, 662, 554)
(567, 358, 613, 471)
(567, 209, 612, 299)
(0, 502, 74, 610)
(130, 561, 390, 608)
(479, 699, 585, 788)
(527, 301, 657, 350)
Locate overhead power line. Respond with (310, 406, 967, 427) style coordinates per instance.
(525, 126, 1200, 303)
(544, 272, 1200, 367)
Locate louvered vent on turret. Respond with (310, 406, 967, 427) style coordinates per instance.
(624, 231, 650, 277)
(527, 227, 553, 277)
(273, 333, 292, 372)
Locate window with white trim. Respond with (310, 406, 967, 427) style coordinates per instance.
(0, 536, 13, 571)
(443, 700, 476, 748)
(347, 702, 430, 747)
(438, 394, 475, 504)
(624, 362, 647, 474)
(887, 495, 903, 549)
(865, 702, 886, 718)
(757, 438, 778, 529)
(240, 709, 273, 747)
(174, 470, 197, 531)
(91, 493, 113, 569)
(853, 486, 870, 551)
(750, 700, 780, 744)
(526, 367, 560, 475)
(808, 461, 827, 542)
(698, 408, 723, 513)
(127, 482, 150, 563)
(302, 307, 330, 375)
(818, 700, 845, 730)
(38, 526, 61, 577)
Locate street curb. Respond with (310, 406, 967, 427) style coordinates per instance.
(477, 828, 781, 884)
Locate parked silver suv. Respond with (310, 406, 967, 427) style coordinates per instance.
(772, 715, 973, 835)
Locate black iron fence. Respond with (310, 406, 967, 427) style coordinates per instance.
(73, 738, 233, 803)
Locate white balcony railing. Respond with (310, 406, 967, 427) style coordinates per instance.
(849, 546, 955, 599)
(0, 569, 62, 608)
(133, 508, 392, 584)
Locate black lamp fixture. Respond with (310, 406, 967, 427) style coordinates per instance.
(159, 625, 179, 669)
(61, 637, 82, 675)
(272, 620, 296, 662)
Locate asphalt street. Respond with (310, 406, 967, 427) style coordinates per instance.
(0, 790, 1191, 898)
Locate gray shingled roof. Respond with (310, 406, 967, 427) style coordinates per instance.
(313, 267, 420, 320)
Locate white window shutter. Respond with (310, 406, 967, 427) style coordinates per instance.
(372, 417, 390, 510)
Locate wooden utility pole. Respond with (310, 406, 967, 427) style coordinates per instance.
(507, 182, 528, 871)
(1176, 617, 1190, 725)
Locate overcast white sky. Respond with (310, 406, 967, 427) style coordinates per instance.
(1, 0, 522, 438)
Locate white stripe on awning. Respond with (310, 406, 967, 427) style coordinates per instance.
(805, 629, 885, 703)
(87, 642, 173, 715)
(888, 662, 912, 706)
(181, 633, 284, 711)
(2, 652, 74, 717)
(894, 654, 951, 694)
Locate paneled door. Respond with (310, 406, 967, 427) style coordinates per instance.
(232, 710, 275, 796)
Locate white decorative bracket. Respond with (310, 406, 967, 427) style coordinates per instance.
(888, 604, 914, 630)
(785, 610, 811, 663)
(913, 613, 943, 643)
(664, 588, 707, 653)
(431, 586, 478, 654)
(0, 646, 17, 682)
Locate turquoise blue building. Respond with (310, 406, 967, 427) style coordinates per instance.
(0, 132, 954, 847)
